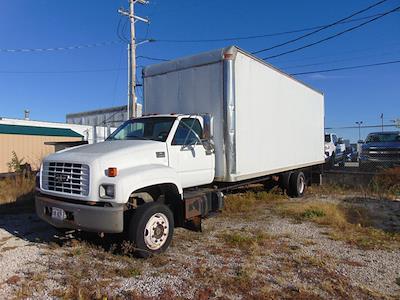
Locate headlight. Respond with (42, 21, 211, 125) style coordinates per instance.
(99, 184, 115, 199)
(35, 172, 40, 190)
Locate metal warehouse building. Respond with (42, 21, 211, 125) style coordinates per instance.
(0, 124, 83, 173)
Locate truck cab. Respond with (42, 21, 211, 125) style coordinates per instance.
(36, 114, 218, 256)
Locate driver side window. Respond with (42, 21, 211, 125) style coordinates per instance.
(172, 118, 203, 146)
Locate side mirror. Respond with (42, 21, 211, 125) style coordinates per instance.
(202, 139, 215, 155)
(202, 114, 214, 140)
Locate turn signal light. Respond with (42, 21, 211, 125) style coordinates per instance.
(107, 167, 118, 177)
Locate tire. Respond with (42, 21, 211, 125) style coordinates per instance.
(288, 172, 306, 198)
(324, 153, 335, 170)
(329, 153, 335, 168)
(128, 202, 174, 258)
(338, 156, 345, 168)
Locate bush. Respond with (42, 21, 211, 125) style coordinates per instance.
(7, 151, 25, 173)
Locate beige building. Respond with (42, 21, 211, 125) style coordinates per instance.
(0, 124, 83, 173)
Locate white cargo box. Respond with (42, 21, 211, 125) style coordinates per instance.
(143, 46, 325, 182)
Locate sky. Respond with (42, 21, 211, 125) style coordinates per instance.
(0, 0, 399, 142)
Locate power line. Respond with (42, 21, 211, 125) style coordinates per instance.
(137, 55, 168, 61)
(149, 11, 396, 43)
(281, 49, 400, 70)
(0, 11, 397, 54)
(263, 5, 400, 60)
(0, 68, 126, 74)
(272, 41, 400, 65)
(290, 59, 400, 75)
(1, 59, 398, 76)
(0, 41, 122, 53)
(253, 0, 390, 54)
(117, 18, 130, 44)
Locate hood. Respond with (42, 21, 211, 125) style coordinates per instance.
(362, 141, 400, 150)
(44, 140, 168, 170)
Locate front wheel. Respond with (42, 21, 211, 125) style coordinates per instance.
(128, 202, 174, 258)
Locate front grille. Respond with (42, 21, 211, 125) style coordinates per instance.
(366, 148, 400, 160)
(42, 162, 90, 196)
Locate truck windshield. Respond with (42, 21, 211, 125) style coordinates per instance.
(365, 132, 400, 143)
(107, 117, 176, 142)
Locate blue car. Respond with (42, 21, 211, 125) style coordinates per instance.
(359, 131, 400, 170)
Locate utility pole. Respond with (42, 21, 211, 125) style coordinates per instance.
(380, 113, 384, 132)
(355, 121, 363, 142)
(119, 0, 149, 119)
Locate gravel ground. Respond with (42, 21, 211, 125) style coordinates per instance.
(0, 196, 399, 299)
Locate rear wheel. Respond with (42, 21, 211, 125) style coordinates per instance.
(288, 172, 306, 198)
(128, 202, 174, 258)
(338, 155, 345, 168)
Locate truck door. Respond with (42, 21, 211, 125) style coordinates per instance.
(168, 118, 215, 188)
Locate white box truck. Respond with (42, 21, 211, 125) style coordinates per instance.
(36, 46, 325, 257)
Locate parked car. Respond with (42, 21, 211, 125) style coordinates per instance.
(324, 133, 346, 168)
(346, 145, 358, 162)
(359, 131, 400, 170)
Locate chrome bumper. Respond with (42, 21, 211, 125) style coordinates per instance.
(35, 195, 124, 233)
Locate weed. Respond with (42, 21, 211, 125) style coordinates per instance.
(7, 151, 25, 173)
(148, 254, 169, 268)
(220, 231, 271, 249)
(303, 208, 326, 219)
(116, 267, 142, 278)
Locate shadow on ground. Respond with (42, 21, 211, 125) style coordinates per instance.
(0, 198, 128, 253)
(343, 197, 400, 233)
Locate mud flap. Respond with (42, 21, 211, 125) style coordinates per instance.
(183, 191, 224, 232)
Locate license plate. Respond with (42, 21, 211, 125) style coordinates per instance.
(51, 207, 66, 220)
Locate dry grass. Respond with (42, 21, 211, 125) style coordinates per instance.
(274, 200, 400, 250)
(370, 167, 400, 199)
(14, 239, 145, 299)
(0, 174, 35, 213)
(307, 183, 354, 198)
(308, 167, 400, 200)
(223, 189, 286, 216)
(219, 230, 273, 252)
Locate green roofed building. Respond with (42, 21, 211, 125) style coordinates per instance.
(0, 123, 83, 173)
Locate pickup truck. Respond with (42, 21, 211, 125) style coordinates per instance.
(359, 131, 400, 170)
(36, 46, 325, 257)
(324, 133, 346, 168)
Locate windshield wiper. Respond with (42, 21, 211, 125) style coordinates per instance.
(126, 135, 150, 140)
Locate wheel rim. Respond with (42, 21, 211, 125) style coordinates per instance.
(143, 212, 169, 250)
(298, 176, 305, 194)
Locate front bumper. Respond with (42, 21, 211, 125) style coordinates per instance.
(35, 194, 124, 233)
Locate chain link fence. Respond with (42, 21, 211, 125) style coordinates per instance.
(324, 123, 400, 173)
(322, 122, 400, 199)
